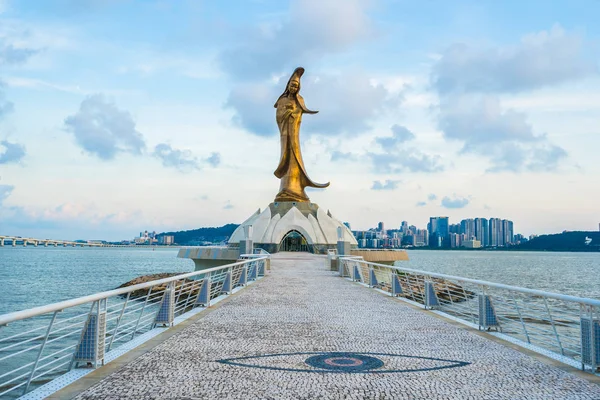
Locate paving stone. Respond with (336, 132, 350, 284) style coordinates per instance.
(75, 253, 600, 399)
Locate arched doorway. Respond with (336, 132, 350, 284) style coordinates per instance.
(279, 230, 310, 252)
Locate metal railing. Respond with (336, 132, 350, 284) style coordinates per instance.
(338, 256, 599, 374)
(0, 257, 268, 398)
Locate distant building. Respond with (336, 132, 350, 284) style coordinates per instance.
(400, 221, 408, 232)
(428, 216, 449, 247)
(475, 218, 489, 247)
(343, 222, 352, 230)
(449, 233, 460, 248)
(377, 222, 385, 233)
(463, 239, 481, 249)
(460, 218, 475, 239)
(159, 235, 175, 245)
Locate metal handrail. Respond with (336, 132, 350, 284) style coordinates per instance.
(0, 256, 269, 398)
(0, 259, 262, 327)
(340, 257, 600, 308)
(337, 256, 599, 374)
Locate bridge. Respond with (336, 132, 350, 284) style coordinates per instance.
(0, 235, 135, 248)
(0, 253, 599, 399)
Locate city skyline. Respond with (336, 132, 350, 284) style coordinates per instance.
(349, 215, 520, 249)
(1, 1, 600, 241)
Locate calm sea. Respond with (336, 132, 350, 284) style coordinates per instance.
(403, 250, 600, 300)
(0, 247, 598, 315)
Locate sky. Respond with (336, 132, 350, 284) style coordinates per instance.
(0, 0, 599, 241)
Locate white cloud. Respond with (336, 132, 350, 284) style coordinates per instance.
(64, 94, 146, 160)
(371, 179, 400, 191)
(218, 0, 376, 80)
(441, 195, 469, 209)
(432, 25, 597, 94)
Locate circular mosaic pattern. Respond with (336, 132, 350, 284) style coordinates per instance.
(305, 352, 384, 372)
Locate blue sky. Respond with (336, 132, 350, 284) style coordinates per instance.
(0, 0, 599, 240)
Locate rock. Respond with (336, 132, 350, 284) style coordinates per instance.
(117, 273, 197, 298)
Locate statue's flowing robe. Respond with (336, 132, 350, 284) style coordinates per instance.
(274, 94, 329, 201)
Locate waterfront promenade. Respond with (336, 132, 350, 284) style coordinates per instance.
(54, 253, 600, 399)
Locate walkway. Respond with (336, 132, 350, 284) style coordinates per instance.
(64, 253, 599, 399)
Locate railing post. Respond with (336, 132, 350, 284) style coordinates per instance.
(369, 268, 378, 288)
(71, 299, 107, 369)
(24, 311, 59, 394)
(258, 259, 265, 276)
(248, 261, 258, 281)
(581, 305, 599, 372)
(478, 293, 500, 331)
(154, 282, 175, 327)
(223, 271, 232, 294)
(195, 277, 211, 307)
(352, 263, 361, 282)
(424, 281, 439, 309)
(238, 265, 248, 286)
(391, 273, 403, 297)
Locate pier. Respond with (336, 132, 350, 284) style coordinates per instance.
(3, 252, 598, 399)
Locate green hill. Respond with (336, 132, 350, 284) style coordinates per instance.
(513, 231, 600, 252)
(157, 224, 240, 245)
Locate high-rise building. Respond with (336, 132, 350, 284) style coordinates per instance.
(449, 233, 460, 248)
(489, 218, 502, 246)
(343, 222, 352, 230)
(460, 218, 475, 240)
(501, 219, 514, 245)
(400, 221, 408, 233)
(377, 222, 385, 232)
(475, 218, 489, 247)
(429, 217, 449, 247)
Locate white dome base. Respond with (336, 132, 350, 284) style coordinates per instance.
(228, 202, 357, 254)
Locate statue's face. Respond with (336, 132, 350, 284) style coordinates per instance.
(288, 80, 299, 94)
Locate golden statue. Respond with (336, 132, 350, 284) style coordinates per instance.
(274, 67, 329, 202)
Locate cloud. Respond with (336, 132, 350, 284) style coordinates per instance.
(152, 145, 221, 172)
(375, 124, 415, 148)
(368, 149, 444, 173)
(218, 0, 375, 80)
(223, 201, 234, 210)
(437, 94, 568, 172)
(0, 184, 13, 204)
(0, 38, 38, 66)
(371, 179, 400, 191)
(415, 201, 427, 207)
(527, 144, 567, 172)
(0, 83, 14, 119)
(441, 195, 469, 209)
(0, 140, 25, 164)
(427, 193, 437, 201)
(438, 94, 539, 150)
(206, 152, 221, 167)
(330, 150, 360, 162)
(226, 71, 400, 137)
(64, 94, 146, 160)
(432, 25, 597, 94)
(153, 143, 200, 172)
(432, 27, 583, 172)
(368, 124, 444, 173)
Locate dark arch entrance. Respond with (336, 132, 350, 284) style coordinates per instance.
(279, 230, 310, 252)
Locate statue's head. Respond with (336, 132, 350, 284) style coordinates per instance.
(288, 79, 300, 94)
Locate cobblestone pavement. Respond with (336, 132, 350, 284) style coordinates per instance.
(75, 253, 600, 400)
